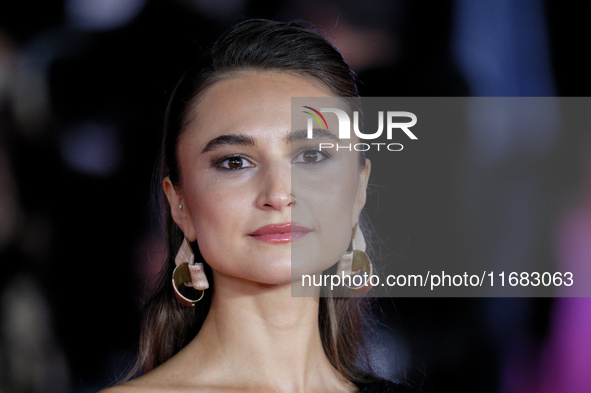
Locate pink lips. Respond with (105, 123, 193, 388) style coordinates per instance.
(248, 223, 311, 243)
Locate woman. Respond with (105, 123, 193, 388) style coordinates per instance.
(103, 19, 415, 393)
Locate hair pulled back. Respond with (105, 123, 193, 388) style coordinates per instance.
(131, 19, 370, 383)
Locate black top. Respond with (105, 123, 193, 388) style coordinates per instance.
(356, 377, 420, 393)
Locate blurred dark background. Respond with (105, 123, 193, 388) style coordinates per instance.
(1, 0, 590, 392)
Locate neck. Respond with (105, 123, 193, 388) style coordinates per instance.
(178, 274, 355, 392)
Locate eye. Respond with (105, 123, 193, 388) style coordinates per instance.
(293, 149, 330, 164)
(214, 155, 255, 170)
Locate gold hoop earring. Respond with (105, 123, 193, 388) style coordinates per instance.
(336, 223, 373, 294)
(171, 238, 209, 307)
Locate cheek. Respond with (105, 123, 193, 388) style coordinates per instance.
(292, 162, 362, 275)
(315, 175, 357, 247)
(185, 183, 249, 269)
(297, 157, 361, 229)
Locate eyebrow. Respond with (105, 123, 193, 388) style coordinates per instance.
(288, 129, 340, 143)
(201, 129, 340, 153)
(201, 134, 256, 153)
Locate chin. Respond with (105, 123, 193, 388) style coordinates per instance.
(228, 256, 291, 286)
(244, 274, 293, 288)
(291, 250, 342, 279)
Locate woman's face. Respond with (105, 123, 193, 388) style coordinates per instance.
(164, 72, 370, 286)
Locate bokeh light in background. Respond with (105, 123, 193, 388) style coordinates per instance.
(0, 1, 589, 392)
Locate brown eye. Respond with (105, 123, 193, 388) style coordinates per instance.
(227, 157, 244, 169)
(215, 155, 255, 170)
(293, 149, 329, 165)
(303, 151, 319, 163)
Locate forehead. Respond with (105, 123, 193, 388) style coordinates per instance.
(182, 72, 333, 144)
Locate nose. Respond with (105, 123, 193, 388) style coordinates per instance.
(255, 163, 292, 210)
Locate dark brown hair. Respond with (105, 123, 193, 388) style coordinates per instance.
(130, 19, 371, 383)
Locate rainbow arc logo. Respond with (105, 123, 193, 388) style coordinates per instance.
(302, 106, 328, 130)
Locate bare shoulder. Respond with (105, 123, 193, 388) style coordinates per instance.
(97, 385, 138, 393)
(96, 373, 170, 393)
(97, 380, 221, 393)
(97, 381, 154, 393)
(97, 381, 168, 393)
(96, 369, 197, 393)
(96, 355, 222, 392)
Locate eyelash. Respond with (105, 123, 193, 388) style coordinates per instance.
(213, 149, 331, 171)
(293, 149, 332, 165)
(213, 154, 254, 171)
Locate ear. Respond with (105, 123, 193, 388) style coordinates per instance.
(163, 176, 197, 242)
(353, 159, 371, 222)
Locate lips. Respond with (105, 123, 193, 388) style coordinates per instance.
(248, 223, 311, 243)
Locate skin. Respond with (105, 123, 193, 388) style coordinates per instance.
(102, 72, 370, 393)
